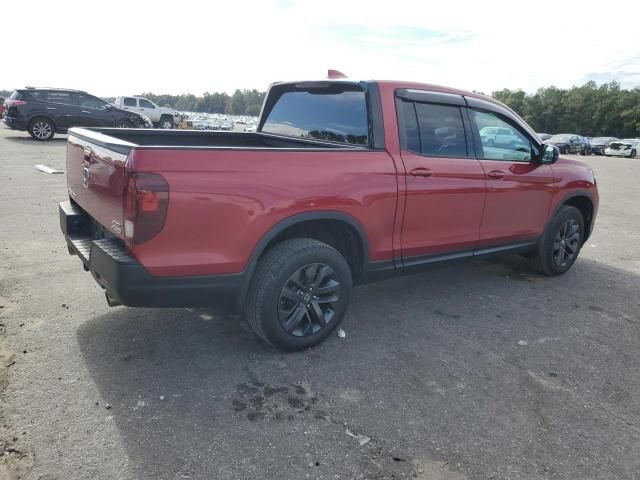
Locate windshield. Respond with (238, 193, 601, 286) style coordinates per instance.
(621, 139, 639, 144)
(549, 134, 572, 142)
(262, 85, 368, 146)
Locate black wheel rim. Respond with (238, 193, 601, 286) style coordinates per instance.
(552, 219, 580, 268)
(277, 263, 341, 337)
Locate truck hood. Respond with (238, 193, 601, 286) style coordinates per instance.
(555, 156, 590, 169)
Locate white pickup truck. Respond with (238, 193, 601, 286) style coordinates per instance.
(112, 96, 179, 129)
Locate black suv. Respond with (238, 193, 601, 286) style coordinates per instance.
(545, 134, 590, 155)
(3, 88, 152, 141)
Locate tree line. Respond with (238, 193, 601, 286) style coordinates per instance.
(3, 82, 640, 136)
(135, 89, 265, 116)
(492, 81, 640, 138)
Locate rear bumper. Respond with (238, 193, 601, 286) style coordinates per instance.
(60, 201, 242, 308)
(3, 116, 26, 130)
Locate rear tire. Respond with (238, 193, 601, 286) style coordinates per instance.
(530, 206, 584, 276)
(245, 238, 352, 351)
(631, 149, 637, 159)
(28, 117, 55, 141)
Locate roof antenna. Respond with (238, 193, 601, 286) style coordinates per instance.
(327, 69, 347, 79)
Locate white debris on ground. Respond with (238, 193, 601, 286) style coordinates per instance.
(34, 164, 63, 174)
(345, 428, 370, 446)
(337, 329, 346, 339)
(517, 340, 528, 346)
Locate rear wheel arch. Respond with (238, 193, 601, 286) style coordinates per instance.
(28, 115, 57, 131)
(236, 212, 369, 309)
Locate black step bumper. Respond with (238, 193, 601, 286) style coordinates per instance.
(60, 201, 242, 308)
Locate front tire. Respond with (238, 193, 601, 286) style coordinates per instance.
(630, 149, 637, 159)
(530, 205, 584, 276)
(28, 117, 55, 141)
(159, 116, 174, 129)
(245, 238, 352, 351)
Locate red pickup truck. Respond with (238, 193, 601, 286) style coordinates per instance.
(60, 78, 598, 350)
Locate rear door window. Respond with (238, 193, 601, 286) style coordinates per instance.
(44, 92, 76, 105)
(29, 91, 74, 105)
(398, 99, 468, 157)
(124, 97, 137, 107)
(262, 85, 368, 145)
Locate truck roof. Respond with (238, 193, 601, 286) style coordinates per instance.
(271, 79, 509, 111)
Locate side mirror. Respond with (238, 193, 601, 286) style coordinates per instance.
(104, 104, 113, 111)
(541, 144, 559, 164)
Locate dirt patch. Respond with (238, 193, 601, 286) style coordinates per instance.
(413, 459, 468, 479)
(0, 350, 34, 480)
(0, 295, 34, 480)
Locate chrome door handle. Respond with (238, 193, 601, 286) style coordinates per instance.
(487, 170, 506, 179)
(46, 107, 56, 110)
(81, 110, 91, 114)
(410, 167, 433, 178)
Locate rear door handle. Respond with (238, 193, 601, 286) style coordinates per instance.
(410, 167, 433, 178)
(81, 110, 92, 114)
(487, 170, 506, 179)
(46, 107, 56, 110)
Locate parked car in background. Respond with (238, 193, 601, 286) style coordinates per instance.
(590, 137, 618, 155)
(479, 126, 528, 148)
(112, 96, 179, 129)
(605, 139, 639, 158)
(0, 96, 5, 118)
(546, 134, 590, 154)
(59, 77, 598, 350)
(537, 133, 553, 141)
(3, 88, 152, 141)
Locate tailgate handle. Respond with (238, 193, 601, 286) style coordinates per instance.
(83, 146, 93, 161)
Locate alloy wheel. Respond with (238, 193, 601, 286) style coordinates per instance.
(277, 263, 341, 337)
(32, 121, 52, 139)
(161, 120, 173, 129)
(552, 219, 580, 268)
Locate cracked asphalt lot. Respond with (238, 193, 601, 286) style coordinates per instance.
(0, 126, 639, 479)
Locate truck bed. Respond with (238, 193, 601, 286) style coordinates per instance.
(68, 127, 366, 153)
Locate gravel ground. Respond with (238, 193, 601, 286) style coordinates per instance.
(0, 126, 639, 480)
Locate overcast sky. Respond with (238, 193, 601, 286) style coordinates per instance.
(4, 0, 640, 97)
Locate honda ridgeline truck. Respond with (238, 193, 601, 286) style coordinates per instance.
(59, 77, 598, 350)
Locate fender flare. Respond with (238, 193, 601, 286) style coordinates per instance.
(546, 189, 595, 241)
(28, 114, 57, 132)
(235, 211, 370, 310)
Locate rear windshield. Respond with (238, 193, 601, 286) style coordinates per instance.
(261, 84, 368, 146)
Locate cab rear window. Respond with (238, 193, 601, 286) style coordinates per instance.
(262, 85, 368, 146)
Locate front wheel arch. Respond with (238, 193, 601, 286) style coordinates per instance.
(547, 192, 594, 243)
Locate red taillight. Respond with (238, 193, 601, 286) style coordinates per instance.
(124, 172, 169, 245)
(7, 100, 27, 107)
